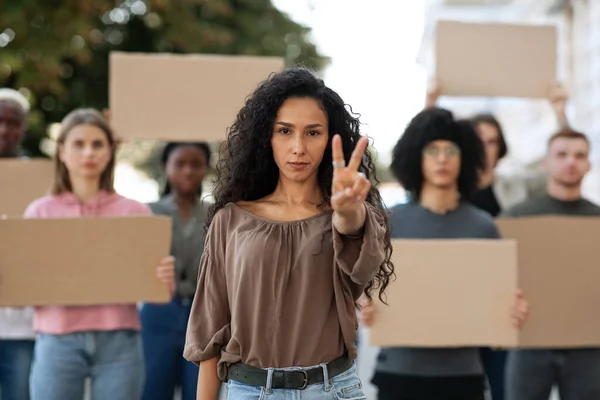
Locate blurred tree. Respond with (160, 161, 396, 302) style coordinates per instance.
(0, 0, 329, 166)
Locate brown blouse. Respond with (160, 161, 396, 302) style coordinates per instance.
(183, 202, 386, 381)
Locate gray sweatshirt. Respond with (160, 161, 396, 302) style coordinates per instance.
(375, 201, 500, 377)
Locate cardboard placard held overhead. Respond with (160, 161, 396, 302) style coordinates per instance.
(370, 239, 519, 348)
(0, 216, 172, 307)
(498, 216, 600, 348)
(109, 52, 285, 142)
(435, 21, 557, 98)
(0, 159, 53, 216)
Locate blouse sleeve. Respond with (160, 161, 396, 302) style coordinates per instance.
(332, 203, 387, 286)
(183, 211, 231, 365)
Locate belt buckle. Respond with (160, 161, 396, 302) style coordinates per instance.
(296, 369, 308, 390)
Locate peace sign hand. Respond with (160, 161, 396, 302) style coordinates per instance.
(330, 134, 371, 216)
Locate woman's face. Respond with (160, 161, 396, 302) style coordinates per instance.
(421, 140, 461, 190)
(476, 122, 501, 170)
(271, 97, 329, 184)
(165, 145, 208, 196)
(58, 124, 112, 181)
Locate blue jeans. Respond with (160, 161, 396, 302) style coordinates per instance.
(506, 349, 600, 400)
(29, 330, 144, 400)
(226, 364, 366, 399)
(140, 298, 198, 400)
(0, 339, 34, 400)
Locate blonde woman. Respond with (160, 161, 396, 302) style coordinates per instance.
(24, 108, 175, 400)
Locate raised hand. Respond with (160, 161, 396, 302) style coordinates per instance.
(330, 134, 371, 216)
(548, 81, 568, 112)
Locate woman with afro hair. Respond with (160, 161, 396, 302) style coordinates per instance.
(183, 67, 394, 399)
(360, 107, 529, 400)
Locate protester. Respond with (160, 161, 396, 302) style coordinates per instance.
(360, 107, 529, 400)
(141, 141, 211, 400)
(0, 88, 35, 400)
(24, 108, 175, 400)
(424, 80, 567, 399)
(502, 128, 600, 400)
(183, 67, 393, 399)
(0, 88, 28, 158)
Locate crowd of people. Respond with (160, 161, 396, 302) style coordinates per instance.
(0, 64, 596, 400)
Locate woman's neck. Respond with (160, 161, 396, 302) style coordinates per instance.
(479, 168, 495, 188)
(171, 191, 197, 207)
(70, 178, 101, 203)
(268, 176, 322, 206)
(171, 192, 197, 222)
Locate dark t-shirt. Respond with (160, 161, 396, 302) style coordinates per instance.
(471, 185, 501, 217)
(500, 194, 600, 217)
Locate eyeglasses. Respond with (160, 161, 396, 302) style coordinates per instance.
(422, 145, 461, 158)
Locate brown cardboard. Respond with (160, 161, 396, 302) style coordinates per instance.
(0, 216, 172, 306)
(0, 159, 53, 216)
(498, 216, 600, 348)
(435, 21, 557, 98)
(109, 52, 285, 142)
(370, 239, 519, 347)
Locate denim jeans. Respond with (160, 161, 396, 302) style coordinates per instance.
(140, 298, 198, 400)
(0, 339, 34, 400)
(29, 330, 144, 400)
(506, 348, 600, 400)
(226, 363, 366, 399)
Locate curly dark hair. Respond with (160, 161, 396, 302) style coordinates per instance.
(160, 141, 211, 197)
(206, 67, 394, 302)
(391, 107, 485, 201)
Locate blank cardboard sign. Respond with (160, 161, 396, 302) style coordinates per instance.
(0, 216, 172, 307)
(0, 159, 53, 216)
(370, 239, 519, 348)
(498, 216, 600, 348)
(435, 21, 557, 98)
(109, 52, 285, 142)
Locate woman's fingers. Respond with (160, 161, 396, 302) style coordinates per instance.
(346, 137, 368, 172)
(331, 134, 345, 170)
(351, 172, 371, 201)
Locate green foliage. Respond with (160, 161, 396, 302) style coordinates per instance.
(0, 0, 330, 165)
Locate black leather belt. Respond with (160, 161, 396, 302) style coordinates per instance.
(227, 354, 352, 390)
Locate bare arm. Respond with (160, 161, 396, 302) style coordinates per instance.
(197, 357, 221, 400)
(425, 78, 441, 108)
(333, 204, 366, 236)
(548, 81, 569, 128)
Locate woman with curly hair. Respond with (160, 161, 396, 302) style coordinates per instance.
(360, 107, 529, 400)
(183, 67, 394, 399)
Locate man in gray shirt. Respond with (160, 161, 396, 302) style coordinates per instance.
(502, 128, 600, 400)
(360, 108, 528, 400)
